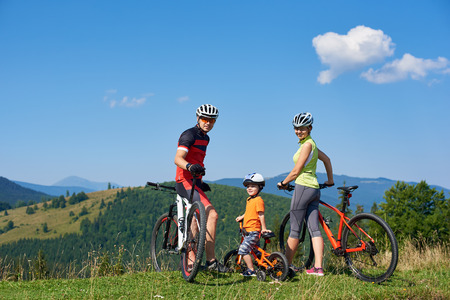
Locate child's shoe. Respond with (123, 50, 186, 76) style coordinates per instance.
(305, 267, 324, 276)
(289, 264, 301, 272)
(241, 269, 256, 277)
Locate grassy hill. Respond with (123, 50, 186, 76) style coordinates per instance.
(0, 183, 297, 274)
(0, 188, 119, 245)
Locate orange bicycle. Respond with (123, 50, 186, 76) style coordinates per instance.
(224, 222, 289, 281)
(279, 184, 398, 283)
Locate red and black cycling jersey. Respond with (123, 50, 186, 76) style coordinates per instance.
(176, 125, 209, 182)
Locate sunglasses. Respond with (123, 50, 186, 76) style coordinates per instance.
(200, 118, 216, 124)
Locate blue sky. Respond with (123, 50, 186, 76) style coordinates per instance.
(1, 1, 449, 189)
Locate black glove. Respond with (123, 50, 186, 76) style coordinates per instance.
(202, 182, 211, 192)
(189, 164, 205, 176)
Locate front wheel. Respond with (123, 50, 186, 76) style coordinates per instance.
(181, 201, 207, 282)
(151, 213, 180, 272)
(279, 212, 314, 271)
(342, 213, 398, 283)
(223, 249, 246, 273)
(267, 252, 289, 281)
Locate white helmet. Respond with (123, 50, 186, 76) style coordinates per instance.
(196, 104, 219, 119)
(292, 112, 313, 127)
(243, 173, 265, 188)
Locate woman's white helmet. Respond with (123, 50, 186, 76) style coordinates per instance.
(243, 173, 265, 188)
(292, 112, 313, 127)
(196, 104, 219, 119)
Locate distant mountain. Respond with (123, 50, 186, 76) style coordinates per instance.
(53, 176, 121, 191)
(13, 181, 96, 197)
(209, 173, 450, 210)
(0, 177, 50, 205)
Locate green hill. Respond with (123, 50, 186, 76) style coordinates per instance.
(0, 183, 299, 276)
(0, 176, 50, 206)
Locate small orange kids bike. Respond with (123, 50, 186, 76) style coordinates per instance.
(279, 184, 398, 283)
(224, 222, 289, 281)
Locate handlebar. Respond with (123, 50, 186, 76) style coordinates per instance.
(146, 181, 176, 191)
(282, 183, 335, 192)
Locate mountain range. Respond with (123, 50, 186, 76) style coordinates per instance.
(2, 174, 449, 210)
(209, 173, 450, 210)
(13, 176, 121, 197)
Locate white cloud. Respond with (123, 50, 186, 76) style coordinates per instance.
(361, 54, 450, 83)
(313, 25, 395, 84)
(109, 96, 147, 108)
(105, 91, 153, 108)
(177, 96, 189, 103)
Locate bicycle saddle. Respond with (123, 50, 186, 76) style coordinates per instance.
(262, 232, 275, 239)
(337, 185, 359, 192)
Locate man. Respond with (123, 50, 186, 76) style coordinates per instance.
(174, 104, 229, 272)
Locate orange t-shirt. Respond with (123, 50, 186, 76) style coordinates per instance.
(243, 196, 265, 232)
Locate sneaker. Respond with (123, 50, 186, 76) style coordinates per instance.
(306, 267, 324, 276)
(289, 264, 301, 273)
(206, 259, 231, 273)
(241, 269, 256, 277)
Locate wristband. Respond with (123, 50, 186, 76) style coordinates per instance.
(186, 163, 192, 170)
(279, 181, 287, 187)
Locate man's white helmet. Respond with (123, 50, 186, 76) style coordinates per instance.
(243, 173, 265, 188)
(292, 112, 313, 127)
(196, 104, 219, 119)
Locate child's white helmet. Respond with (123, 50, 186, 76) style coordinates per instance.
(243, 173, 265, 187)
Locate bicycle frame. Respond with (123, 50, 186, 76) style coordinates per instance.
(148, 177, 199, 254)
(234, 233, 277, 270)
(317, 193, 374, 255)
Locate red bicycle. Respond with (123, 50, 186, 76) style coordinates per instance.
(279, 184, 398, 283)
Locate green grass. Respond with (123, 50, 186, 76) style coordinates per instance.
(0, 267, 448, 299)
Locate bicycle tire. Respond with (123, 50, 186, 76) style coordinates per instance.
(279, 212, 314, 270)
(342, 213, 398, 283)
(151, 213, 180, 272)
(267, 252, 289, 281)
(223, 249, 246, 273)
(181, 201, 207, 282)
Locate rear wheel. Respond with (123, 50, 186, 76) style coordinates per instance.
(181, 201, 207, 282)
(279, 212, 314, 271)
(151, 213, 180, 272)
(342, 213, 398, 283)
(267, 252, 289, 281)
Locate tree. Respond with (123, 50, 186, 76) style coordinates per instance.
(42, 223, 49, 233)
(79, 206, 88, 216)
(5, 220, 14, 231)
(26, 206, 35, 214)
(377, 181, 449, 244)
(108, 182, 111, 190)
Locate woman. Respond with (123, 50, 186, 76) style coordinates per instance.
(277, 112, 334, 276)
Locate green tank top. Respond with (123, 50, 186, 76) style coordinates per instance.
(293, 135, 319, 189)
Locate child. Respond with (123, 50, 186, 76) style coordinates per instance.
(235, 172, 271, 277)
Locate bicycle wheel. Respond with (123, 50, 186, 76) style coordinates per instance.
(342, 213, 398, 283)
(279, 212, 314, 270)
(151, 213, 180, 272)
(267, 252, 289, 281)
(223, 249, 246, 273)
(181, 201, 207, 282)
